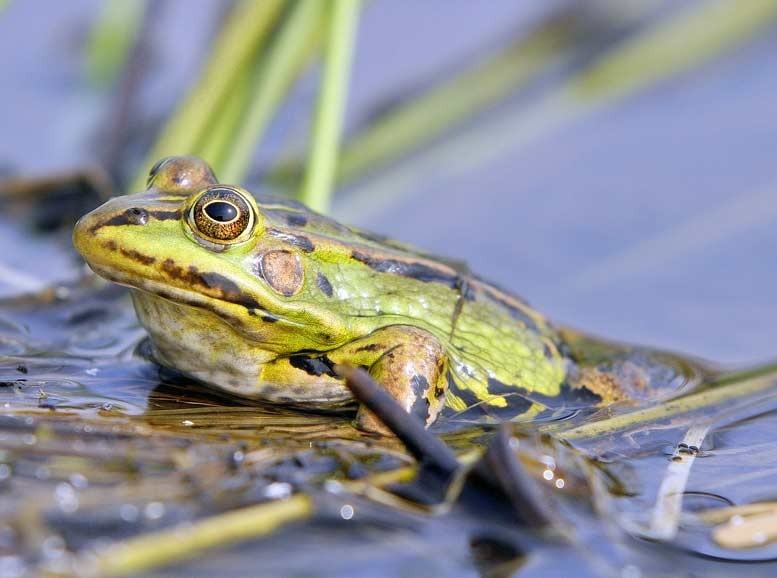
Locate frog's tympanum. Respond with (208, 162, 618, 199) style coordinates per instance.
(73, 157, 676, 432)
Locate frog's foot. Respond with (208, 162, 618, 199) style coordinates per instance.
(335, 326, 448, 434)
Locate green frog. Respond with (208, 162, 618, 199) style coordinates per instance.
(73, 156, 687, 431)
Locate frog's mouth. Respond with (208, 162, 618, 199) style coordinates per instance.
(86, 260, 303, 336)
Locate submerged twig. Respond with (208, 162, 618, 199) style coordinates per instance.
(646, 423, 710, 540)
(339, 365, 459, 479)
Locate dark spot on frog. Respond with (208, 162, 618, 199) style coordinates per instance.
(351, 250, 459, 288)
(104, 240, 117, 251)
(285, 213, 309, 227)
(159, 259, 261, 309)
(355, 343, 381, 353)
(89, 208, 179, 232)
(266, 229, 315, 253)
(455, 277, 476, 301)
(560, 383, 602, 406)
(316, 272, 333, 297)
(530, 381, 602, 409)
(261, 314, 279, 323)
(16, 365, 27, 374)
(120, 248, 156, 265)
(448, 376, 534, 418)
(148, 209, 181, 221)
(289, 354, 337, 378)
(409, 375, 431, 422)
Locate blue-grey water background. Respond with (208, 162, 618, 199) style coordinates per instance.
(2, 0, 776, 367)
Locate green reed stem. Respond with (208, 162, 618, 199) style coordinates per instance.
(299, 0, 360, 213)
(89, 495, 313, 577)
(572, 0, 777, 99)
(129, 0, 284, 192)
(197, 67, 253, 173)
(334, 18, 566, 186)
(86, 0, 147, 87)
(219, 0, 325, 185)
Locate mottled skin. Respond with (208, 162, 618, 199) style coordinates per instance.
(73, 157, 622, 431)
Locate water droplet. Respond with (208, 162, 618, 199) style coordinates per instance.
(324, 480, 344, 494)
(542, 469, 554, 481)
(181, 420, 194, 427)
(69, 473, 88, 489)
(340, 504, 354, 520)
(119, 504, 139, 522)
(41, 535, 66, 559)
(264, 482, 292, 500)
(144, 502, 165, 520)
(55, 483, 78, 513)
(555, 478, 565, 489)
(540, 455, 556, 470)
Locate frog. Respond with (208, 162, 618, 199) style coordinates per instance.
(72, 156, 682, 432)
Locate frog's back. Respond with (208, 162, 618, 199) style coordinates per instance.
(252, 193, 567, 416)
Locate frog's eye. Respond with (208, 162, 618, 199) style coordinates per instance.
(187, 186, 259, 245)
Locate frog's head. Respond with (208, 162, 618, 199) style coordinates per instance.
(73, 156, 356, 354)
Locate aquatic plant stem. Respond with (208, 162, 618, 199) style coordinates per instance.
(85, 0, 147, 87)
(334, 0, 777, 223)
(219, 0, 324, 184)
(129, 1, 284, 192)
(89, 495, 313, 577)
(555, 370, 777, 441)
(299, 0, 360, 213)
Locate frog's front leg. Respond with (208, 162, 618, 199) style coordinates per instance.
(257, 326, 448, 433)
(335, 326, 449, 432)
(330, 326, 449, 433)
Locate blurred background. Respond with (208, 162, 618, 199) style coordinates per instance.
(1, 0, 776, 365)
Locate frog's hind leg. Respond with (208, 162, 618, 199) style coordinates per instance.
(332, 326, 448, 433)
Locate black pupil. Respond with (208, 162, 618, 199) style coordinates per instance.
(204, 201, 238, 222)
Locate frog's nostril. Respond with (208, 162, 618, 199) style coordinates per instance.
(126, 207, 149, 225)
